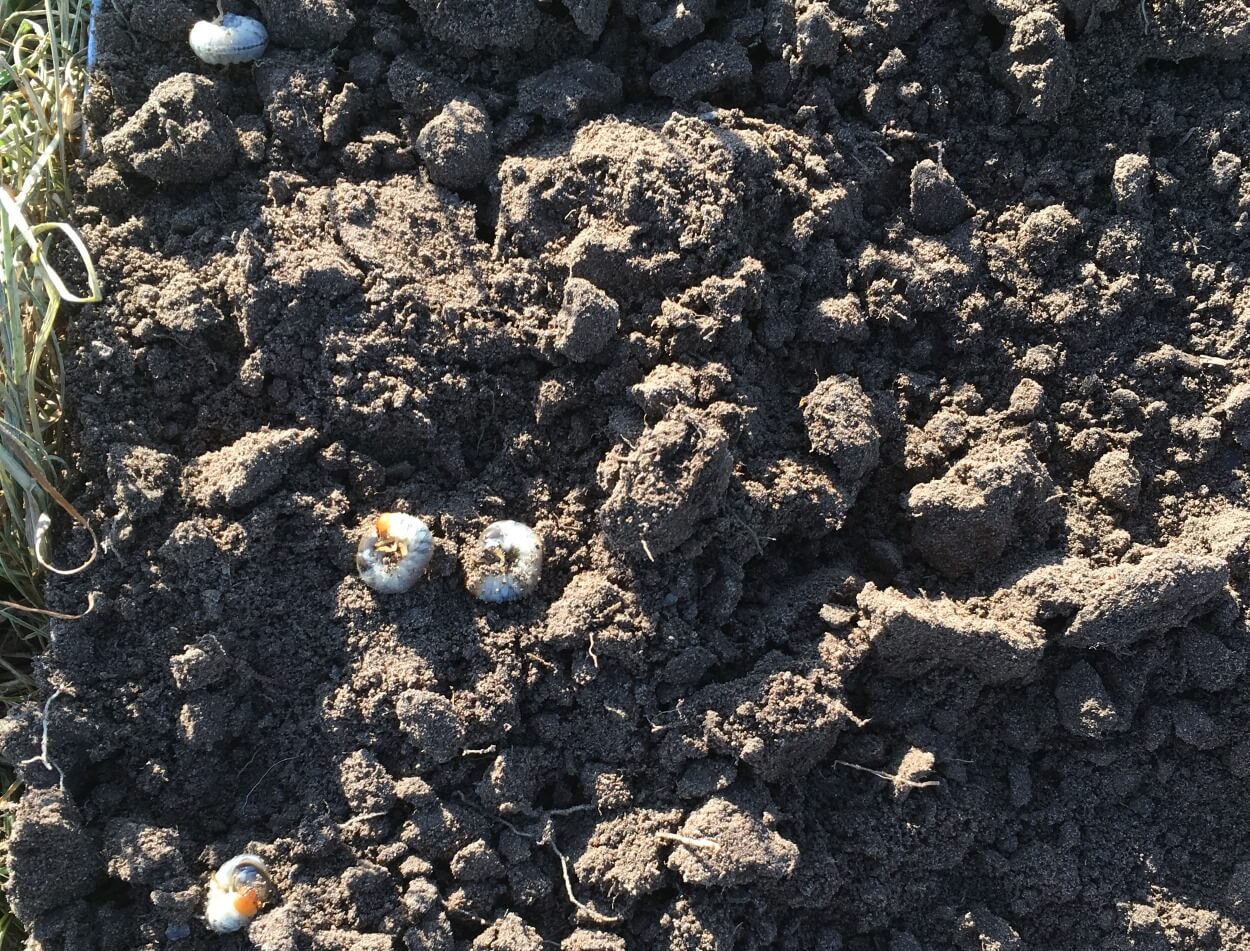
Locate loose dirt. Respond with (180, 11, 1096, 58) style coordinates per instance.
(4, 1, 1250, 949)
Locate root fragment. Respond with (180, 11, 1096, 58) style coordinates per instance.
(550, 834, 622, 925)
(657, 831, 720, 852)
(241, 755, 299, 810)
(836, 750, 941, 800)
(474, 799, 620, 924)
(20, 688, 65, 789)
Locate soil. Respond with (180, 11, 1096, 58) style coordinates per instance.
(4, 0, 1250, 949)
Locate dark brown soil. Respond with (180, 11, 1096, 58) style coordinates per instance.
(5, 1, 1250, 949)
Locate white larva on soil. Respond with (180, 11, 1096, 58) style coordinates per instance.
(205, 853, 275, 934)
(189, 12, 268, 65)
(466, 520, 543, 603)
(356, 512, 434, 594)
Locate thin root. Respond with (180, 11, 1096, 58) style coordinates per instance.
(20, 688, 65, 790)
(835, 759, 941, 790)
(657, 831, 719, 852)
(543, 804, 594, 818)
(479, 801, 619, 923)
(340, 810, 390, 828)
(241, 755, 299, 810)
(550, 835, 622, 925)
(0, 591, 96, 621)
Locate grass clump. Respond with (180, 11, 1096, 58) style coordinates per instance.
(0, 0, 99, 944)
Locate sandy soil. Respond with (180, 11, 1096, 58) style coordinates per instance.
(3, 1, 1250, 949)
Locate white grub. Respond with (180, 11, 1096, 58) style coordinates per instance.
(356, 512, 434, 594)
(205, 853, 275, 934)
(189, 12, 268, 65)
(466, 520, 543, 603)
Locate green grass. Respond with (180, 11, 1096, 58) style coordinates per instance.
(0, 0, 98, 943)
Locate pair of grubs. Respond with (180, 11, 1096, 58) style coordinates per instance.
(356, 513, 544, 603)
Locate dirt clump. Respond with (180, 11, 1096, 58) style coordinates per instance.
(599, 410, 734, 559)
(417, 98, 493, 189)
(905, 441, 1057, 577)
(101, 74, 236, 183)
(667, 796, 799, 888)
(183, 426, 317, 509)
(6, 790, 100, 922)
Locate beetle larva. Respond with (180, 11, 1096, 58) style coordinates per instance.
(189, 12, 268, 66)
